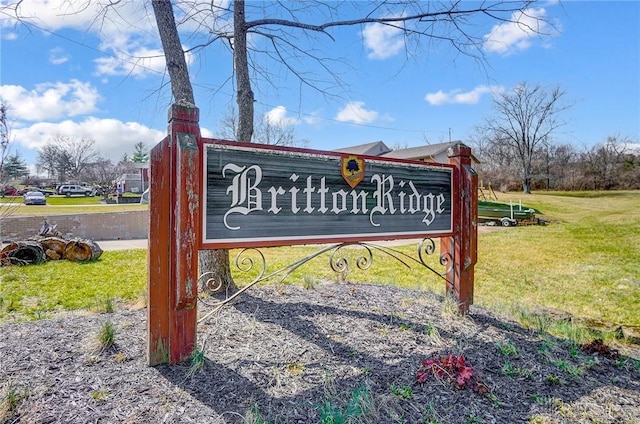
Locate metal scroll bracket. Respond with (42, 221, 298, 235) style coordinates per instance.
(196, 238, 454, 324)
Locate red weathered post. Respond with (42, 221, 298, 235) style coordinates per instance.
(441, 144, 478, 314)
(147, 104, 201, 365)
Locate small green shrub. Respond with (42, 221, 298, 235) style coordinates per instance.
(390, 384, 413, 399)
(97, 320, 116, 350)
(497, 340, 518, 356)
(186, 344, 206, 378)
(318, 384, 374, 423)
(0, 384, 29, 422)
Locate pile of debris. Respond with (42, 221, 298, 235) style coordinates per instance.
(0, 220, 102, 266)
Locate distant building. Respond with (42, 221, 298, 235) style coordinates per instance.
(116, 163, 149, 193)
(334, 141, 392, 156)
(335, 141, 480, 167)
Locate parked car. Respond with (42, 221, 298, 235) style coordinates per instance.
(24, 191, 47, 205)
(57, 184, 94, 197)
(1, 186, 19, 196)
(140, 188, 150, 204)
(19, 187, 56, 196)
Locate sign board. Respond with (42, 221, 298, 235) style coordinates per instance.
(148, 105, 476, 365)
(202, 141, 454, 248)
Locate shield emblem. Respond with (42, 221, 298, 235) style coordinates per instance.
(341, 155, 365, 188)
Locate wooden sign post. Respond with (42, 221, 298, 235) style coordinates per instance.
(147, 105, 201, 366)
(442, 144, 478, 313)
(147, 104, 477, 366)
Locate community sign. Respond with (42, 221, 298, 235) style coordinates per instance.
(202, 141, 454, 248)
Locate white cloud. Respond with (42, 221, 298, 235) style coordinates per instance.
(0, 80, 102, 121)
(263, 106, 300, 126)
(0, 0, 154, 35)
(12, 118, 164, 163)
(335, 101, 379, 124)
(49, 47, 69, 65)
(361, 21, 405, 60)
(94, 46, 170, 78)
(424, 85, 502, 106)
(483, 7, 555, 55)
(2, 32, 17, 41)
(302, 112, 323, 126)
(0, 0, 164, 78)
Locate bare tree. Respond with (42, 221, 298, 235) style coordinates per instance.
(0, 103, 11, 185)
(581, 136, 631, 190)
(482, 82, 570, 194)
(152, 0, 235, 292)
(183, 0, 550, 150)
(218, 107, 308, 147)
(36, 144, 59, 181)
(84, 157, 134, 189)
(36, 136, 99, 183)
(547, 143, 579, 190)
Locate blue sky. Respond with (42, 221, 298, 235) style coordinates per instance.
(0, 1, 638, 172)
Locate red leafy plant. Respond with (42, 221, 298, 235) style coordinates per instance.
(580, 339, 620, 360)
(416, 353, 489, 394)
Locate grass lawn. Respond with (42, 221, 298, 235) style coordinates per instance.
(0, 250, 147, 321)
(1, 190, 639, 338)
(1, 195, 147, 216)
(483, 190, 640, 326)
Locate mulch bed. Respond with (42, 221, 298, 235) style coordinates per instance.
(1, 282, 639, 423)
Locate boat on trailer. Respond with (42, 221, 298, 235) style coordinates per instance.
(478, 200, 539, 226)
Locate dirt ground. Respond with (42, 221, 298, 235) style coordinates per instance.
(1, 282, 639, 423)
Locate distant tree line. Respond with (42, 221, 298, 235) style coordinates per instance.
(0, 137, 149, 190)
(2, 90, 638, 193)
(471, 134, 639, 192)
(33, 138, 149, 188)
(469, 82, 639, 192)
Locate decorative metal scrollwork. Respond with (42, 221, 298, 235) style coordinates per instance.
(329, 243, 373, 273)
(197, 238, 454, 323)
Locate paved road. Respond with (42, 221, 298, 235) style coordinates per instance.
(97, 239, 148, 251)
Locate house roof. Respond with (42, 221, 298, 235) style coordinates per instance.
(334, 140, 480, 164)
(333, 140, 392, 156)
(382, 141, 480, 164)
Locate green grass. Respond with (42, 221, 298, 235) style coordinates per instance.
(1, 190, 639, 334)
(0, 250, 147, 321)
(97, 320, 116, 350)
(1, 195, 147, 216)
(318, 383, 375, 423)
(478, 190, 640, 326)
(0, 195, 102, 206)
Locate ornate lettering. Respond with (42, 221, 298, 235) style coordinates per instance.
(219, 163, 448, 232)
(370, 174, 396, 227)
(222, 164, 263, 230)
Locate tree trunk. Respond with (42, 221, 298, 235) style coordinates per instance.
(152, 0, 194, 104)
(198, 249, 234, 294)
(152, 0, 236, 293)
(523, 178, 531, 194)
(1, 241, 46, 265)
(39, 236, 67, 260)
(63, 239, 103, 262)
(234, 0, 254, 142)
